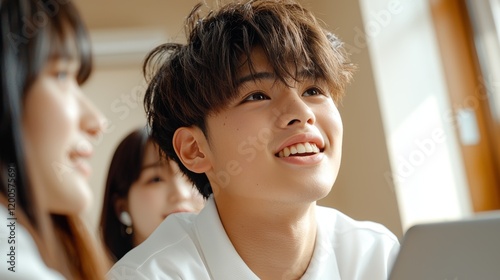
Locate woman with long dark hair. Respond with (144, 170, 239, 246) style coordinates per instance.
(0, 0, 110, 278)
(100, 127, 205, 262)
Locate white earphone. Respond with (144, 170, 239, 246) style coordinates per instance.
(119, 211, 132, 227)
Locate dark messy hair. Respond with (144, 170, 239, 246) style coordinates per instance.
(143, 0, 355, 198)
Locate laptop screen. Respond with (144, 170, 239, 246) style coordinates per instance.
(389, 212, 500, 280)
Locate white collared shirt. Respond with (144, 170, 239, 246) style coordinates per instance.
(108, 196, 399, 280)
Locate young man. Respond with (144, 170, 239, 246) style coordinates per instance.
(109, 1, 399, 279)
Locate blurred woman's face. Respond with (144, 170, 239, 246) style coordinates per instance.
(22, 57, 105, 214)
(127, 141, 205, 246)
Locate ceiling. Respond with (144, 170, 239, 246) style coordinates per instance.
(74, 0, 203, 32)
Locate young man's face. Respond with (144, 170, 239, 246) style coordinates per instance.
(203, 46, 343, 204)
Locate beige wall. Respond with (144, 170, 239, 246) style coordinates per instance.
(305, 1, 402, 237)
(75, 0, 403, 238)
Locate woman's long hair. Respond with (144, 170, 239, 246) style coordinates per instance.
(100, 127, 150, 261)
(0, 0, 109, 278)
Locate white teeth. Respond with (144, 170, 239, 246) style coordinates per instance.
(297, 143, 306, 153)
(304, 142, 313, 151)
(277, 142, 320, 158)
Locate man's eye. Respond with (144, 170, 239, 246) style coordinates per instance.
(302, 87, 322, 97)
(244, 92, 270, 101)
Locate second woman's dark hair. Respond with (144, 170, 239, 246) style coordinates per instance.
(100, 127, 150, 261)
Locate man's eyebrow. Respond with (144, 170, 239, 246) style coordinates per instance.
(236, 71, 275, 86)
(236, 70, 317, 87)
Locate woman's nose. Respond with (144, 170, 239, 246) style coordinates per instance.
(167, 179, 194, 204)
(79, 94, 106, 138)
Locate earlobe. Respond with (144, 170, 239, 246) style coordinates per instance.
(173, 127, 211, 173)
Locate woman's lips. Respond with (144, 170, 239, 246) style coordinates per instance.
(69, 144, 93, 178)
(73, 158, 92, 177)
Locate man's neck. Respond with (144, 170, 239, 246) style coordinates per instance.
(215, 195, 318, 280)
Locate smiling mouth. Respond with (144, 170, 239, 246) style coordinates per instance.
(276, 142, 322, 158)
(69, 157, 92, 177)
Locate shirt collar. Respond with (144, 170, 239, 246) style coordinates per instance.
(300, 206, 341, 279)
(194, 195, 259, 280)
(194, 197, 341, 280)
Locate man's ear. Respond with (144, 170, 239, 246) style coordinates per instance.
(173, 126, 211, 173)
